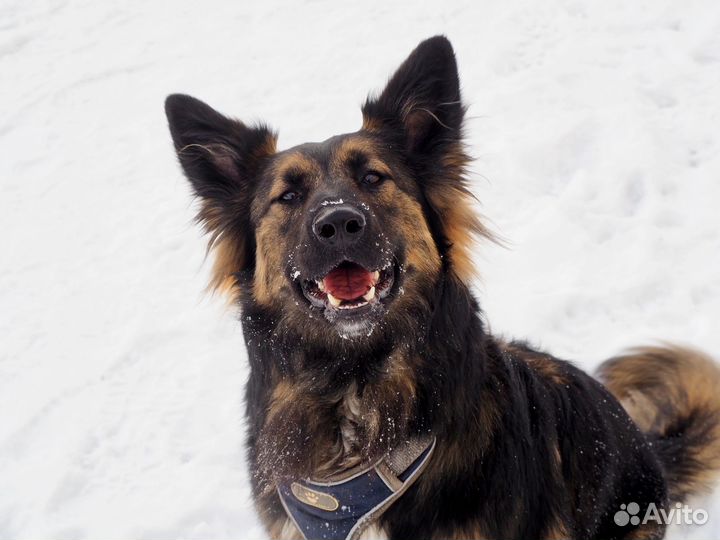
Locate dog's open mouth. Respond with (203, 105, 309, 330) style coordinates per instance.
(301, 261, 395, 312)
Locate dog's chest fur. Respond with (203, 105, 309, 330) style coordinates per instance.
(338, 383, 364, 456)
(256, 350, 419, 485)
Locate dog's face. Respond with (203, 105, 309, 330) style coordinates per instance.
(166, 36, 487, 346)
(248, 133, 443, 340)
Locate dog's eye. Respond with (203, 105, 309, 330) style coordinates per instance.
(279, 190, 301, 203)
(361, 172, 383, 185)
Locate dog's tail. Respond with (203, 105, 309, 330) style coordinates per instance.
(598, 345, 720, 503)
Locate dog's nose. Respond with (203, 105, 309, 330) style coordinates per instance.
(312, 205, 366, 246)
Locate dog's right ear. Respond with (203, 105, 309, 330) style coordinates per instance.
(165, 94, 277, 290)
(165, 94, 276, 212)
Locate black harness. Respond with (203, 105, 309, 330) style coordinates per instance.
(278, 436, 436, 540)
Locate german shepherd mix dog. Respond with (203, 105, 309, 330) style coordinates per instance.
(165, 37, 720, 540)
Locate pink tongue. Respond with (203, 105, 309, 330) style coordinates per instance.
(324, 264, 373, 300)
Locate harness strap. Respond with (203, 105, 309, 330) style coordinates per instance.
(278, 435, 436, 540)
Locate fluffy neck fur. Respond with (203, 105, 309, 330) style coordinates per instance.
(241, 270, 496, 493)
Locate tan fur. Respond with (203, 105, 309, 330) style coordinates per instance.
(434, 526, 489, 540)
(543, 521, 571, 540)
(353, 351, 418, 458)
(421, 394, 500, 480)
(198, 132, 277, 304)
(502, 342, 568, 385)
(265, 380, 298, 424)
(332, 137, 383, 169)
(361, 116, 384, 133)
(254, 131, 279, 159)
(257, 350, 419, 487)
(355, 524, 389, 540)
(426, 142, 495, 284)
(598, 345, 720, 501)
(376, 181, 441, 282)
(624, 522, 666, 540)
(361, 118, 494, 286)
(252, 211, 292, 307)
(207, 234, 244, 302)
(267, 517, 302, 540)
(250, 154, 324, 307)
(266, 152, 321, 201)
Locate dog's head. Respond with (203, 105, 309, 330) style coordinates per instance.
(166, 36, 488, 345)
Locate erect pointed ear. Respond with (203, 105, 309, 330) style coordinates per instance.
(165, 94, 277, 292)
(361, 36, 464, 154)
(165, 94, 276, 208)
(363, 38, 494, 284)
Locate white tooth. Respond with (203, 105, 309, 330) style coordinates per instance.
(363, 286, 376, 302)
(327, 293, 341, 307)
(371, 271, 380, 283)
(340, 300, 367, 310)
(317, 279, 325, 292)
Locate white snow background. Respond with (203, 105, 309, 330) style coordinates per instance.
(1, 0, 719, 538)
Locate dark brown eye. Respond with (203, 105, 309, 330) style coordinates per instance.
(279, 190, 300, 202)
(361, 172, 383, 185)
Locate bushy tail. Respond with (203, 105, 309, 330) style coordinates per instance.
(598, 345, 720, 502)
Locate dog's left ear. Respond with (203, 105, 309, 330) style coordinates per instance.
(363, 37, 491, 283)
(362, 35, 463, 154)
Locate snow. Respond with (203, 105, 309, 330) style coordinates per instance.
(1, 0, 719, 538)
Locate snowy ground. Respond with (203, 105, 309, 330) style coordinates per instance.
(2, 0, 719, 538)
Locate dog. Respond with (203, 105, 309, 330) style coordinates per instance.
(165, 36, 720, 540)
